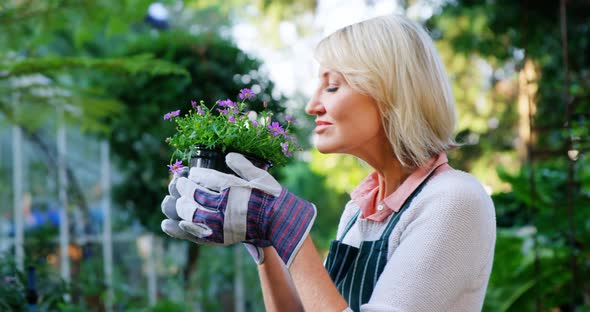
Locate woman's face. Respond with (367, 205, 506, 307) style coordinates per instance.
(305, 67, 388, 158)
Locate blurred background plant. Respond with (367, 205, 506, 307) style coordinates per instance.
(0, 0, 588, 311)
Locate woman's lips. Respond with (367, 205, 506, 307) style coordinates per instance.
(314, 120, 332, 133)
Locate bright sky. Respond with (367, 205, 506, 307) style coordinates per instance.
(231, 0, 412, 98)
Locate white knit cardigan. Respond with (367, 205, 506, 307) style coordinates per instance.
(337, 169, 496, 312)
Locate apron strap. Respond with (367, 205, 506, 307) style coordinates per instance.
(379, 162, 447, 239)
(338, 209, 362, 241)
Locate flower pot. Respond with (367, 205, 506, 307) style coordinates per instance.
(189, 146, 272, 175)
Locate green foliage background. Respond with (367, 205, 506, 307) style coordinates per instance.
(430, 0, 590, 310)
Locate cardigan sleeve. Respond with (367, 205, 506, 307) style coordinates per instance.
(360, 173, 496, 312)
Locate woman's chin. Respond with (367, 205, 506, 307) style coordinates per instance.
(314, 142, 339, 154)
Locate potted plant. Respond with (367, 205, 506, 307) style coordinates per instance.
(164, 88, 300, 175)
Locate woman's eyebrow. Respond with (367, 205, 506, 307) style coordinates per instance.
(319, 69, 336, 79)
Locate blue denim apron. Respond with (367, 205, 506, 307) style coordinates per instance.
(325, 167, 440, 311)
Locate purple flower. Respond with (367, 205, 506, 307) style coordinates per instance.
(251, 120, 259, 127)
(267, 122, 285, 137)
(280, 142, 292, 157)
(285, 116, 296, 124)
(239, 88, 255, 100)
(217, 99, 235, 108)
(228, 115, 236, 123)
(217, 108, 228, 115)
(167, 160, 184, 174)
(191, 100, 198, 108)
(196, 105, 205, 115)
(288, 135, 299, 146)
(163, 109, 181, 121)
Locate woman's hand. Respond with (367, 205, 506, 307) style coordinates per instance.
(161, 152, 316, 267)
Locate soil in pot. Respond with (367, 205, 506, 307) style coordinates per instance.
(189, 146, 272, 175)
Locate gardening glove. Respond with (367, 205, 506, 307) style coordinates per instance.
(161, 168, 219, 245)
(162, 169, 265, 267)
(161, 169, 266, 263)
(166, 152, 316, 268)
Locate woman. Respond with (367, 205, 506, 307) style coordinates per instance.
(161, 14, 496, 311)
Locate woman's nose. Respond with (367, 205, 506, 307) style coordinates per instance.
(305, 91, 325, 115)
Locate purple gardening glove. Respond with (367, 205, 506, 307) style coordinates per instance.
(161, 152, 316, 267)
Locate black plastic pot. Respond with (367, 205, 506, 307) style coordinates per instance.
(189, 146, 272, 175)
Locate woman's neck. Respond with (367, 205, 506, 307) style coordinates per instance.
(357, 144, 412, 202)
(375, 159, 411, 202)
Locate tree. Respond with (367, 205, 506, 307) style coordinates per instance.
(104, 29, 286, 284)
(431, 1, 590, 310)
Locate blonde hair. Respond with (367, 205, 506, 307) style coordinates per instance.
(314, 15, 457, 168)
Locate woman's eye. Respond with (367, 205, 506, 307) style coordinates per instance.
(326, 86, 339, 92)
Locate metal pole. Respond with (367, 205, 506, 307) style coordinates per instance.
(57, 108, 70, 287)
(559, 0, 579, 304)
(147, 234, 157, 306)
(101, 140, 114, 312)
(12, 123, 24, 271)
(234, 246, 245, 312)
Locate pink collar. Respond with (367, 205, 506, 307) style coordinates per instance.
(350, 153, 451, 222)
